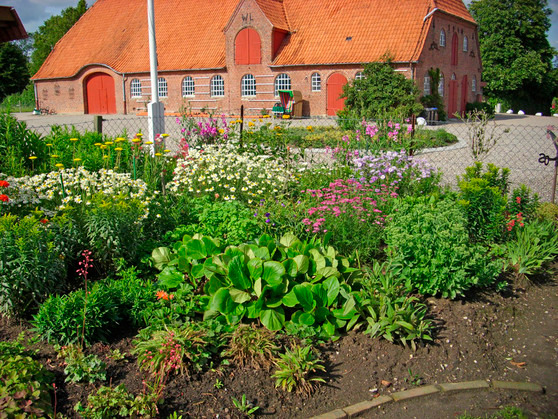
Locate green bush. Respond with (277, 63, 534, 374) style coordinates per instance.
(466, 101, 495, 117)
(0, 214, 67, 317)
(458, 163, 509, 242)
(33, 270, 156, 345)
(506, 184, 539, 221)
(385, 196, 502, 299)
(0, 341, 54, 417)
(537, 202, 558, 225)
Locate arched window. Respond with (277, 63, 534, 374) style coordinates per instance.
(472, 76, 477, 92)
(438, 73, 445, 97)
(241, 74, 256, 97)
(463, 36, 468, 52)
(274, 73, 291, 96)
(311, 72, 321, 92)
(182, 76, 195, 97)
(131, 79, 142, 97)
(355, 71, 365, 80)
(424, 75, 431, 95)
(158, 77, 168, 98)
(211, 75, 225, 97)
(235, 28, 261, 65)
(440, 29, 446, 47)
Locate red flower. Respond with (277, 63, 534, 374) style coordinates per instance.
(156, 290, 169, 300)
(516, 196, 521, 204)
(0, 194, 9, 202)
(40, 219, 49, 224)
(0, 180, 9, 188)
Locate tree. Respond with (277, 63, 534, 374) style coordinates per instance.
(0, 42, 30, 102)
(30, 0, 88, 75)
(469, 0, 558, 114)
(339, 59, 423, 126)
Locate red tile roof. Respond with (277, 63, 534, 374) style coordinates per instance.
(33, 0, 475, 80)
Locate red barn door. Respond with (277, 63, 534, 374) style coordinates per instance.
(461, 75, 468, 115)
(327, 73, 347, 116)
(85, 73, 116, 114)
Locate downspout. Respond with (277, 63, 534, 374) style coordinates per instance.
(122, 73, 127, 115)
(33, 81, 39, 110)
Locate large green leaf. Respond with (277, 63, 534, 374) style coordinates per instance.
(311, 283, 327, 307)
(229, 288, 252, 304)
(280, 233, 299, 248)
(282, 288, 298, 307)
(282, 259, 298, 277)
(254, 246, 271, 260)
(191, 263, 205, 279)
(186, 239, 207, 259)
(205, 276, 225, 295)
(156, 266, 183, 289)
(228, 255, 251, 290)
(262, 261, 285, 286)
(202, 236, 220, 256)
(209, 288, 236, 314)
(260, 307, 285, 331)
(323, 276, 340, 306)
(294, 283, 315, 312)
(293, 255, 309, 274)
(152, 247, 172, 270)
(247, 258, 263, 280)
(317, 266, 339, 279)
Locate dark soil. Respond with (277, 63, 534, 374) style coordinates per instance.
(1, 272, 556, 419)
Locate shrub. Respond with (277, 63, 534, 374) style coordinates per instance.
(0, 214, 67, 317)
(537, 202, 558, 225)
(385, 196, 502, 299)
(57, 344, 107, 384)
(272, 345, 325, 394)
(506, 184, 539, 222)
(466, 101, 495, 117)
(458, 162, 509, 242)
(0, 341, 54, 417)
(224, 324, 278, 369)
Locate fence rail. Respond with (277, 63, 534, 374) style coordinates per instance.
(13, 113, 558, 203)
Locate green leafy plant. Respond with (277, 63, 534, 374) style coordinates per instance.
(231, 394, 260, 417)
(272, 344, 326, 394)
(458, 162, 509, 243)
(404, 368, 423, 386)
(224, 323, 278, 369)
(57, 344, 107, 384)
(385, 196, 502, 299)
(214, 379, 224, 389)
(506, 185, 539, 222)
(358, 262, 433, 350)
(0, 340, 54, 417)
(458, 110, 501, 161)
(537, 202, 558, 225)
(499, 220, 558, 281)
(75, 383, 160, 419)
(0, 214, 67, 317)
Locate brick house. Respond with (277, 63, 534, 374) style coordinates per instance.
(31, 0, 482, 117)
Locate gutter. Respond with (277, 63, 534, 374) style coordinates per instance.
(423, 7, 439, 22)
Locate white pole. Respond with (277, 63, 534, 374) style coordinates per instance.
(147, 0, 164, 154)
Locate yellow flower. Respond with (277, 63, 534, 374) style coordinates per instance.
(136, 133, 143, 137)
(115, 137, 126, 143)
(164, 149, 170, 153)
(51, 154, 59, 158)
(155, 152, 162, 157)
(218, 129, 224, 134)
(94, 143, 102, 146)
(248, 121, 255, 127)
(307, 125, 313, 131)
(161, 133, 169, 138)
(115, 147, 124, 151)
(282, 114, 290, 119)
(69, 138, 78, 142)
(102, 155, 109, 159)
(73, 158, 82, 162)
(263, 114, 271, 118)
(29, 156, 38, 160)
(105, 141, 114, 145)
(46, 143, 53, 147)
(145, 141, 154, 145)
(100, 145, 107, 149)
(132, 138, 142, 143)
(55, 163, 64, 168)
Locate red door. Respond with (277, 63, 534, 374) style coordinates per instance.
(460, 75, 468, 115)
(327, 73, 347, 116)
(448, 74, 458, 117)
(85, 73, 116, 114)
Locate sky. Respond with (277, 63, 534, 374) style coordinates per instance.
(5, 0, 558, 50)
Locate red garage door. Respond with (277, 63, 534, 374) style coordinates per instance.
(85, 73, 116, 114)
(327, 73, 347, 116)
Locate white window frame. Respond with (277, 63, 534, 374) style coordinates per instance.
(463, 36, 468, 52)
(355, 71, 365, 80)
(131, 79, 142, 98)
(182, 76, 195, 97)
(241, 74, 256, 97)
(438, 74, 445, 97)
(274, 73, 291, 96)
(211, 75, 225, 97)
(424, 76, 431, 95)
(311, 72, 321, 92)
(158, 77, 168, 98)
(440, 29, 446, 47)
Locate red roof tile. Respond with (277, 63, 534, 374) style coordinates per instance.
(33, 0, 475, 79)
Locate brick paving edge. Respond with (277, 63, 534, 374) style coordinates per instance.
(309, 380, 545, 419)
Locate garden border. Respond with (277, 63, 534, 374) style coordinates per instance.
(310, 380, 545, 418)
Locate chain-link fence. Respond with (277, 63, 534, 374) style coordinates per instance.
(15, 113, 558, 202)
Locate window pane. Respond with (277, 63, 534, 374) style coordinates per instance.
(241, 74, 256, 96)
(131, 79, 142, 97)
(311, 72, 321, 92)
(182, 76, 195, 96)
(274, 73, 291, 96)
(158, 77, 168, 98)
(211, 75, 225, 97)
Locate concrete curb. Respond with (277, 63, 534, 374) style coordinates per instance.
(309, 380, 545, 418)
